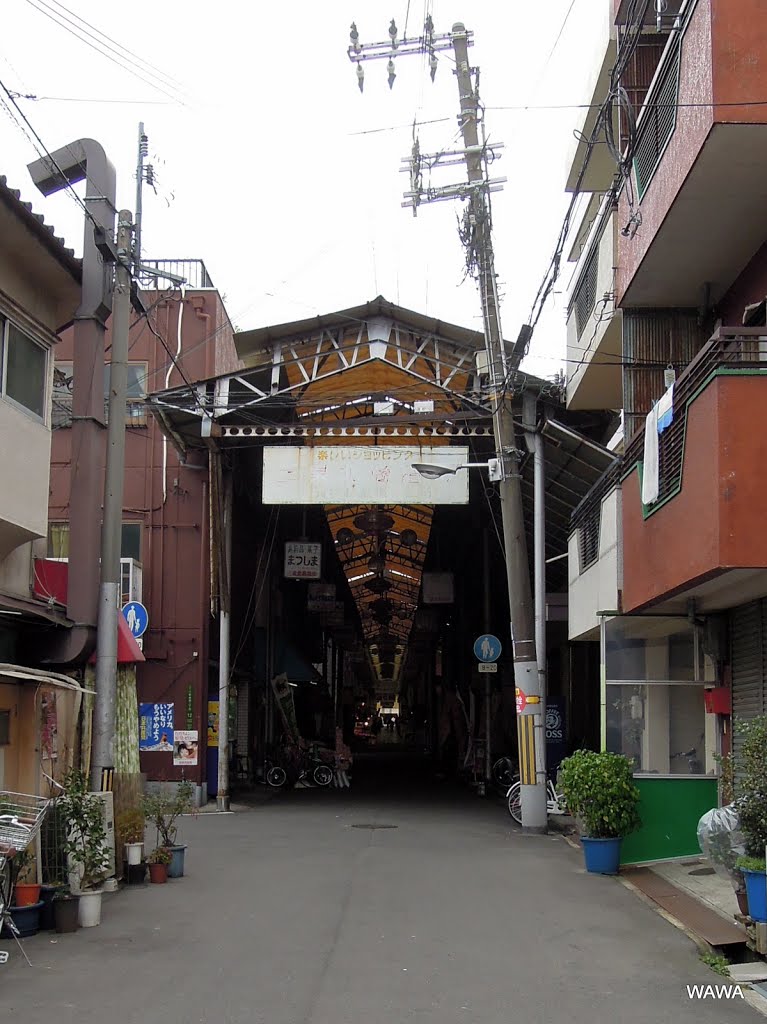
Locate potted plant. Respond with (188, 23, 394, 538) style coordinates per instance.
(11, 846, 41, 907)
(147, 846, 171, 884)
(52, 883, 80, 933)
(57, 768, 110, 927)
(558, 749, 641, 875)
(117, 808, 146, 867)
(142, 780, 194, 878)
(731, 716, 767, 921)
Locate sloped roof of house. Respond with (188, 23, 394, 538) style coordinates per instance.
(0, 174, 81, 282)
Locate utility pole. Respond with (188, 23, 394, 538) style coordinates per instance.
(348, 17, 548, 830)
(91, 209, 133, 791)
(134, 124, 147, 277)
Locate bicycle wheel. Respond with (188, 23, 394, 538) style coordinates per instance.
(492, 756, 515, 793)
(313, 764, 333, 788)
(266, 765, 287, 788)
(507, 782, 523, 824)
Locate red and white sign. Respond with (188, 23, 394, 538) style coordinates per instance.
(515, 688, 527, 714)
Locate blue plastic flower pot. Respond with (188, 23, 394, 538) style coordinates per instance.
(167, 845, 186, 878)
(581, 836, 622, 875)
(743, 869, 767, 922)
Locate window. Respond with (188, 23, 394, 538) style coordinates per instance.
(47, 522, 142, 562)
(52, 361, 148, 428)
(604, 616, 715, 777)
(0, 315, 48, 420)
(0, 709, 9, 745)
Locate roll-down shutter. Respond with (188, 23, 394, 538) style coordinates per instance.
(730, 601, 767, 760)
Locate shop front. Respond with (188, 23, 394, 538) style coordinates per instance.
(600, 615, 718, 865)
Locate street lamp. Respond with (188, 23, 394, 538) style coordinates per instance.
(412, 459, 503, 481)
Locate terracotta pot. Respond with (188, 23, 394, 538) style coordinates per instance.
(148, 862, 168, 884)
(14, 882, 41, 907)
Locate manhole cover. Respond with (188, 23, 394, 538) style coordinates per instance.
(351, 823, 398, 830)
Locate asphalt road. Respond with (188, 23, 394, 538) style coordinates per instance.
(1, 753, 762, 1023)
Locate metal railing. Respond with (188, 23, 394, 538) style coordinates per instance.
(623, 328, 767, 506)
(138, 259, 215, 289)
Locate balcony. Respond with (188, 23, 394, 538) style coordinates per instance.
(621, 327, 767, 612)
(617, 0, 767, 306)
(568, 459, 623, 640)
(139, 259, 215, 290)
(566, 197, 622, 409)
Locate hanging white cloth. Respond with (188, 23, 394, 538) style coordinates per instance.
(657, 382, 674, 434)
(642, 402, 660, 505)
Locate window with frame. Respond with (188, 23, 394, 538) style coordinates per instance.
(604, 616, 715, 777)
(0, 314, 48, 420)
(51, 361, 148, 427)
(47, 522, 142, 563)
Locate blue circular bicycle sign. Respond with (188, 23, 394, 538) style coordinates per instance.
(122, 601, 149, 639)
(474, 634, 502, 663)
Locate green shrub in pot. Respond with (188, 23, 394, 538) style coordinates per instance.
(558, 749, 641, 839)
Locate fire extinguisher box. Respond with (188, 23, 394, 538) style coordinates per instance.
(704, 688, 732, 715)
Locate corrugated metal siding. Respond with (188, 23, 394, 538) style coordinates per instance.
(622, 310, 708, 440)
(730, 602, 767, 762)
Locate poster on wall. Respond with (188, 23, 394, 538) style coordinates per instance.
(139, 703, 174, 751)
(173, 729, 199, 765)
(207, 701, 219, 748)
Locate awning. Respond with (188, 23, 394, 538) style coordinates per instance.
(0, 663, 95, 693)
(274, 642, 321, 684)
(88, 615, 146, 664)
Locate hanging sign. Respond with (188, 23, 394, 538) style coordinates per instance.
(284, 541, 322, 579)
(307, 582, 336, 611)
(207, 701, 219, 748)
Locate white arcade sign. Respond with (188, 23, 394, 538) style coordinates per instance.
(262, 446, 470, 505)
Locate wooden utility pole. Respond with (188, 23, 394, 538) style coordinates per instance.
(348, 17, 548, 829)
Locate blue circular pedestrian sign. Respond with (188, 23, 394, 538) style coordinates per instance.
(474, 634, 502, 663)
(122, 601, 149, 639)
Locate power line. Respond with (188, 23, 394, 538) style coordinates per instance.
(22, 0, 189, 106)
(43, 0, 189, 93)
(525, 0, 580, 105)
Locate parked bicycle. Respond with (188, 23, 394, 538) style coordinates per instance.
(265, 746, 334, 790)
(670, 747, 703, 774)
(506, 773, 568, 824)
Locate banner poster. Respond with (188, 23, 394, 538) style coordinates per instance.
(173, 729, 199, 765)
(40, 688, 58, 761)
(139, 702, 174, 751)
(271, 673, 300, 745)
(207, 701, 219, 748)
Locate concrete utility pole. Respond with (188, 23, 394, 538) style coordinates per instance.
(134, 124, 148, 277)
(348, 18, 548, 830)
(91, 209, 133, 791)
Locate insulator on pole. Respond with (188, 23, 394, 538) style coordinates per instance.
(357, 63, 365, 93)
(387, 59, 396, 89)
(429, 53, 438, 81)
(389, 19, 398, 49)
(350, 21, 361, 53)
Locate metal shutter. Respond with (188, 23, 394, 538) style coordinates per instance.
(730, 602, 767, 761)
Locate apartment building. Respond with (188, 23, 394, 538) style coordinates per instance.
(564, 0, 767, 862)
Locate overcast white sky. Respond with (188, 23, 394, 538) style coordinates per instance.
(2, 0, 603, 380)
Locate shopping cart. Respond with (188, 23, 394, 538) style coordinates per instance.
(0, 791, 51, 954)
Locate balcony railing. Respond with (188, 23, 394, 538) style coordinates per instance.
(623, 328, 767, 508)
(139, 259, 215, 289)
(570, 457, 622, 572)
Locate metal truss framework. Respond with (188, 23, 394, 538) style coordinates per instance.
(147, 319, 495, 437)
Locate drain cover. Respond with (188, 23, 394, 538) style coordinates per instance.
(688, 867, 716, 876)
(351, 823, 398, 830)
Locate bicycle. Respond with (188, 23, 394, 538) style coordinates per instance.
(491, 756, 517, 796)
(265, 749, 333, 790)
(506, 774, 568, 825)
(0, 791, 51, 964)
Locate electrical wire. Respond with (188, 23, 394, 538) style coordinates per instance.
(22, 0, 190, 106)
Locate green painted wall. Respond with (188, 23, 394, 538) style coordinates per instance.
(620, 777, 718, 865)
